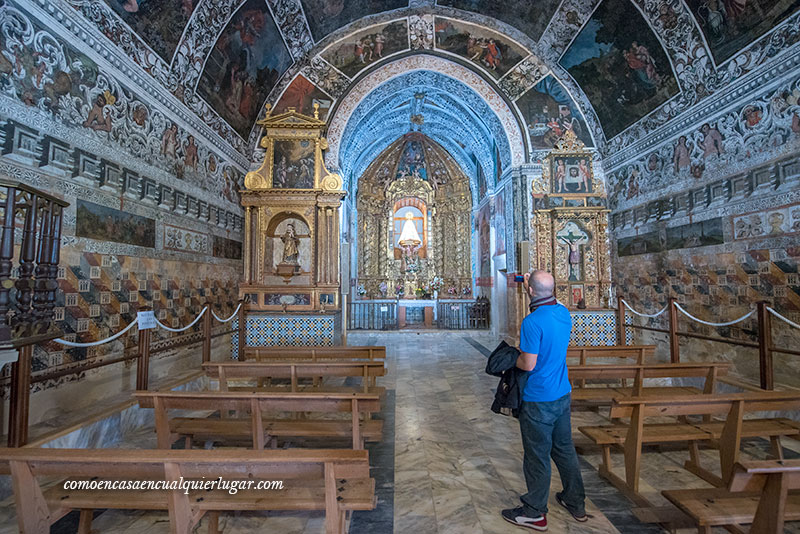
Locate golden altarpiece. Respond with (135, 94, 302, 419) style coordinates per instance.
(356, 133, 472, 298)
(530, 131, 611, 309)
(240, 105, 345, 311)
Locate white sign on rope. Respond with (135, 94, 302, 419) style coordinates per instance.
(137, 310, 156, 330)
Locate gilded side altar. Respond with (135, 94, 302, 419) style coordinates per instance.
(530, 131, 612, 309)
(240, 104, 345, 311)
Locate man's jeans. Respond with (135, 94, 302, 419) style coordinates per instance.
(518, 393, 586, 517)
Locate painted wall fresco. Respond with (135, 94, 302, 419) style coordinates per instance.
(516, 75, 594, 149)
(29, 252, 240, 382)
(321, 21, 409, 79)
(614, 243, 800, 386)
(0, 5, 243, 200)
(213, 235, 243, 260)
(686, 0, 800, 64)
(300, 0, 407, 41)
(609, 75, 800, 209)
(493, 189, 506, 256)
(436, 0, 563, 42)
(274, 75, 332, 120)
(197, 0, 293, 138)
(434, 18, 526, 79)
(617, 218, 724, 256)
(560, 0, 679, 139)
(733, 202, 800, 240)
(101, 0, 196, 60)
(164, 225, 209, 253)
(476, 200, 492, 285)
(76, 200, 156, 248)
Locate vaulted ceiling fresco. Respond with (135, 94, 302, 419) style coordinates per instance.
(7, 0, 800, 180)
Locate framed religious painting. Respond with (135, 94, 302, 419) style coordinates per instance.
(550, 156, 593, 194)
(537, 130, 603, 198)
(272, 139, 315, 189)
(243, 103, 343, 192)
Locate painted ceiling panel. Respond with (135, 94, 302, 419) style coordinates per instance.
(560, 0, 680, 139)
(197, 0, 293, 138)
(101, 0, 197, 60)
(516, 75, 595, 150)
(685, 0, 800, 64)
(299, 0, 408, 41)
(433, 17, 527, 79)
(436, 0, 563, 41)
(273, 75, 333, 120)
(321, 20, 410, 79)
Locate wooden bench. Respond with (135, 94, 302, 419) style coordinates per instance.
(567, 345, 656, 365)
(0, 447, 374, 534)
(203, 361, 385, 394)
(569, 362, 730, 409)
(135, 390, 382, 450)
(579, 391, 800, 506)
(663, 460, 800, 533)
(245, 346, 386, 362)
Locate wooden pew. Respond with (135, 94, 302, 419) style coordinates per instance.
(567, 345, 656, 365)
(245, 346, 386, 362)
(135, 390, 382, 450)
(579, 391, 800, 506)
(0, 447, 374, 534)
(569, 362, 730, 409)
(663, 460, 800, 534)
(203, 361, 385, 394)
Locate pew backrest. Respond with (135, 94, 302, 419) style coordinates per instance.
(135, 390, 381, 449)
(610, 391, 800, 419)
(0, 447, 371, 534)
(567, 345, 656, 365)
(570, 362, 730, 395)
(203, 361, 385, 386)
(245, 346, 386, 362)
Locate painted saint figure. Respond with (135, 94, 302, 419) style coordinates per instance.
(83, 91, 114, 132)
(578, 159, 590, 192)
(281, 223, 300, 264)
(555, 159, 566, 192)
(699, 123, 724, 158)
(161, 123, 178, 159)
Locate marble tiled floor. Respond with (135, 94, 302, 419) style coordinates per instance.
(1, 330, 798, 533)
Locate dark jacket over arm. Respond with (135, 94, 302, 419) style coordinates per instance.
(485, 341, 529, 418)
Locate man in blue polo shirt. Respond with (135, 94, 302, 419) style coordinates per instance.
(502, 270, 586, 531)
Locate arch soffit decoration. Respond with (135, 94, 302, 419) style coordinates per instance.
(325, 56, 525, 178)
(334, 67, 512, 189)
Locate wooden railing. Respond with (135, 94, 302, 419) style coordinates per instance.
(617, 296, 798, 391)
(5, 300, 245, 447)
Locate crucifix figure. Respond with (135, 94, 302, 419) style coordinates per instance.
(556, 221, 589, 282)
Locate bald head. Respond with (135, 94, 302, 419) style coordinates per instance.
(528, 270, 555, 299)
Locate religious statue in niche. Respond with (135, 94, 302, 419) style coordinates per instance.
(270, 217, 310, 281)
(398, 212, 422, 274)
(556, 221, 590, 281)
(281, 223, 300, 264)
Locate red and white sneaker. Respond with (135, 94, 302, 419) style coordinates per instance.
(501, 507, 548, 530)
